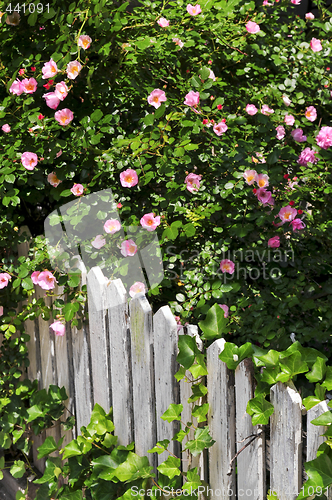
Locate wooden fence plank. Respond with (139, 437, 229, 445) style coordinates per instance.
(153, 306, 180, 466)
(207, 339, 236, 500)
(235, 358, 265, 500)
(106, 279, 133, 447)
(270, 382, 302, 500)
(129, 293, 156, 470)
(86, 267, 111, 413)
(307, 401, 329, 462)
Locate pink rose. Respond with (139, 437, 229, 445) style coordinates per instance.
(186, 4, 202, 15)
(220, 259, 235, 274)
(208, 69, 216, 81)
(47, 172, 61, 187)
(2, 124, 10, 133)
(310, 38, 322, 52)
(290, 218, 306, 232)
(157, 17, 169, 27)
(246, 104, 258, 115)
(140, 213, 161, 231)
(66, 61, 82, 80)
(261, 104, 274, 115)
(213, 121, 228, 136)
(282, 95, 291, 106)
(184, 90, 200, 107)
(21, 78, 37, 94)
(276, 125, 285, 140)
(0, 273, 11, 289)
(104, 219, 121, 234)
(284, 114, 295, 126)
(278, 206, 298, 224)
(120, 239, 138, 257)
(219, 304, 229, 318)
(243, 170, 257, 185)
(256, 188, 272, 205)
(147, 89, 167, 109)
(297, 147, 318, 166)
(291, 128, 307, 143)
(21, 152, 38, 171)
(268, 236, 280, 248)
(54, 82, 69, 101)
(54, 108, 74, 126)
(38, 270, 57, 290)
(246, 21, 260, 34)
(70, 183, 84, 196)
(120, 169, 138, 187)
(91, 235, 106, 249)
(31, 271, 41, 285)
(255, 173, 269, 188)
(43, 92, 60, 110)
(305, 13, 314, 20)
(172, 38, 184, 48)
(78, 35, 92, 50)
(305, 106, 317, 122)
(291, 0, 301, 4)
(129, 281, 146, 297)
(185, 173, 202, 193)
(0, 306, 3, 316)
(50, 321, 65, 336)
(42, 59, 58, 79)
(316, 126, 332, 149)
(9, 79, 24, 96)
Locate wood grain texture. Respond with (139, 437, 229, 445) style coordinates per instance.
(307, 400, 329, 462)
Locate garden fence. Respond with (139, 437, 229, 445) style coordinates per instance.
(7, 233, 331, 500)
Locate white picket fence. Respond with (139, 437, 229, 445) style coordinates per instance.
(10, 236, 331, 499)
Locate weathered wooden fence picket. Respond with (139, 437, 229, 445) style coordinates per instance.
(10, 235, 331, 499)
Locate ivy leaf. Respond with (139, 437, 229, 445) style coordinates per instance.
(148, 439, 170, 455)
(322, 366, 332, 390)
(161, 404, 183, 423)
(27, 404, 45, 422)
(37, 436, 61, 459)
(184, 426, 215, 457)
(192, 403, 209, 423)
(306, 357, 327, 383)
(10, 460, 25, 479)
(310, 410, 332, 426)
(256, 349, 280, 367)
(297, 453, 332, 499)
(177, 335, 197, 369)
(0, 431, 11, 449)
(199, 303, 228, 340)
(183, 467, 202, 490)
(278, 352, 308, 378)
(302, 396, 323, 411)
(188, 382, 208, 403)
(157, 456, 181, 479)
(62, 440, 83, 460)
(246, 395, 274, 425)
(114, 453, 153, 482)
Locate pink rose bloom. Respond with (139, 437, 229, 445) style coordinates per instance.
(172, 38, 184, 48)
(120, 169, 138, 187)
(268, 236, 280, 248)
(43, 92, 60, 110)
(147, 89, 167, 109)
(9, 79, 24, 96)
(184, 90, 200, 107)
(243, 170, 257, 185)
(185, 173, 202, 193)
(220, 259, 235, 274)
(104, 219, 121, 234)
(157, 17, 169, 27)
(278, 206, 298, 224)
(276, 125, 285, 140)
(186, 4, 202, 15)
(66, 61, 82, 80)
(297, 147, 318, 166)
(0, 306, 3, 316)
(255, 173, 269, 188)
(254, 152, 266, 163)
(120, 239, 138, 257)
(291, 128, 307, 142)
(91, 235, 106, 249)
(316, 126, 332, 149)
(47, 172, 61, 187)
(291, 0, 301, 4)
(256, 188, 272, 205)
(18, 69, 25, 76)
(290, 218, 306, 232)
(305, 106, 317, 122)
(54, 108, 74, 126)
(31, 271, 41, 285)
(282, 95, 291, 106)
(213, 121, 228, 136)
(305, 13, 314, 20)
(246, 21, 260, 34)
(0, 273, 11, 289)
(2, 124, 10, 133)
(70, 183, 84, 196)
(54, 82, 69, 101)
(50, 321, 65, 336)
(246, 104, 258, 115)
(38, 270, 57, 290)
(310, 38, 322, 52)
(21, 152, 38, 171)
(284, 114, 295, 126)
(78, 35, 92, 50)
(261, 104, 274, 115)
(42, 59, 58, 79)
(219, 304, 229, 318)
(129, 281, 146, 297)
(140, 213, 161, 231)
(22, 78, 37, 94)
(209, 69, 216, 81)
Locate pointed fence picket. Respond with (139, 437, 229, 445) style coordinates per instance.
(8, 254, 331, 495)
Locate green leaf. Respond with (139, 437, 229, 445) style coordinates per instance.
(148, 439, 170, 455)
(91, 109, 104, 122)
(256, 349, 280, 367)
(177, 335, 197, 369)
(199, 66, 210, 80)
(10, 461, 25, 479)
(306, 357, 327, 383)
(246, 395, 274, 425)
(27, 404, 44, 422)
(0, 431, 11, 449)
(161, 404, 183, 423)
(199, 303, 228, 340)
(188, 382, 208, 403)
(322, 366, 332, 390)
(114, 453, 153, 482)
(279, 352, 308, 377)
(298, 453, 332, 499)
(184, 426, 215, 457)
(303, 396, 323, 411)
(157, 456, 181, 479)
(37, 436, 59, 459)
(218, 342, 240, 370)
(62, 440, 82, 460)
(192, 403, 209, 423)
(310, 410, 332, 426)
